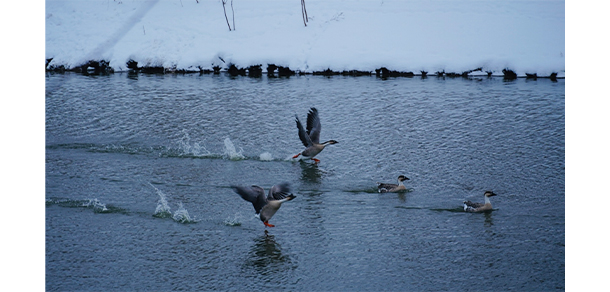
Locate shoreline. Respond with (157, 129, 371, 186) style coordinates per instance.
(45, 59, 564, 81)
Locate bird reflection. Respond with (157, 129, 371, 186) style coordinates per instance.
(298, 160, 324, 184)
(396, 192, 407, 203)
(483, 211, 494, 227)
(244, 230, 293, 271)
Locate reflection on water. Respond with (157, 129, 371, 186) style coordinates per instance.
(242, 230, 297, 282)
(298, 161, 324, 184)
(396, 192, 408, 203)
(483, 211, 494, 227)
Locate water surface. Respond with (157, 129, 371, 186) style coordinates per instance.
(46, 73, 565, 291)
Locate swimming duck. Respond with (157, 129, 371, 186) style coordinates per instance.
(377, 175, 410, 193)
(463, 191, 497, 212)
(292, 107, 338, 163)
(231, 182, 296, 227)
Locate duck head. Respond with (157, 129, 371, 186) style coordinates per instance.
(484, 191, 497, 197)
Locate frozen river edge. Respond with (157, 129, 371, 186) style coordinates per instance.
(45, 58, 563, 80)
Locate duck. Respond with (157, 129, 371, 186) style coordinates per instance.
(463, 191, 497, 212)
(377, 175, 410, 193)
(231, 182, 296, 227)
(292, 107, 338, 164)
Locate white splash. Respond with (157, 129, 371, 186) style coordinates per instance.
(223, 138, 245, 160)
(259, 152, 273, 161)
(82, 198, 108, 212)
(151, 184, 172, 218)
(176, 132, 212, 157)
(223, 213, 243, 226)
(172, 202, 195, 223)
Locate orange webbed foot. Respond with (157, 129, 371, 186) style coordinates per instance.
(312, 158, 320, 164)
(292, 153, 301, 159)
(264, 221, 275, 227)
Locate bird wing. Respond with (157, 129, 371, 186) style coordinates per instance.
(377, 183, 398, 192)
(268, 182, 292, 201)
(463, 201, 484, 209)
(306, 107, 322, 144)
(296, 115, 313, 147)
(231, 185, 267, 214)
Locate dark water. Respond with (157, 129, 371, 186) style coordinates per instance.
(46, 72, 564, 291)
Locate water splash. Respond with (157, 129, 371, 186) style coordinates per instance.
(223, 213, 243, 226)
(151, 184, 172, 218)
(82, 198, 109, 213)
(174, 132, 213, 158)
(259, 152, 273, 161)
(46, 197, 127, 214)
(172, 202, 196, 224)
(150, 184, 197, 223)
(48, 143, 160, 155)
(223, 138, 245, 160)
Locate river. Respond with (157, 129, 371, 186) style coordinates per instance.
(46, 72, 565, 291)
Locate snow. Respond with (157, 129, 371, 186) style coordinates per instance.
(45, 0, 565, 77)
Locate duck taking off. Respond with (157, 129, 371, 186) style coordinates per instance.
(463, 191, 497, 212)
(231, 183, 296, 227)
(293, 107, 338, 164)
(377, 175, 410, 193)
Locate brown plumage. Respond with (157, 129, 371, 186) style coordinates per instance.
(231, 183, 296, 227)
(293, 107, 338, 163)
(463, 191, 497, 212)
(377, 175, 410, 193)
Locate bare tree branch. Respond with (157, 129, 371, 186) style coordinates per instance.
(222, 0, 232, 31)
(301, 0, 308, 27)
(231, 0, 235, 31)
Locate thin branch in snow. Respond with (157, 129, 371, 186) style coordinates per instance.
(301, 0, 308, 27)
(222, 0, 232, 31)
(231, 0, 235, 31)
(303, 0, 308, 20)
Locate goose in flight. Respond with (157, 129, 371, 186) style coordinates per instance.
(377, 175, 410, 193)
(231, 182, 296, 227)
(292, 107, 338, 163)
(463, 191, 497, 212)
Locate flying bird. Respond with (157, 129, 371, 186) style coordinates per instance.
(231, 183, 296, 227)
(293, 107, 338, 163)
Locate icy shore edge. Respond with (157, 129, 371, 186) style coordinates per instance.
(45, 58, 563, 80)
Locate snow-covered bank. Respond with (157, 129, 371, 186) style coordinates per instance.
(45, 0, 565, 77)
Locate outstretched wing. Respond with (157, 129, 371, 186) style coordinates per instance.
(268, 182, 292, 201)
(231, 185, 267, 214)
(306, 107, 321, 144)
(296, 115, 312, 147)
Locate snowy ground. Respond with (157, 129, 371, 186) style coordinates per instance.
(45, 0, 565, 77)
